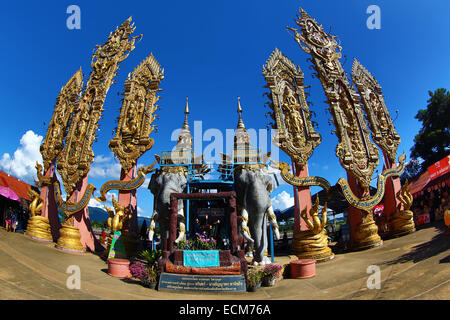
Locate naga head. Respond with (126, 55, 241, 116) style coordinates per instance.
(300, 197, 328, 234)
(269, 159, 291, 172)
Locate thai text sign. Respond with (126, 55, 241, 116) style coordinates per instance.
(183, 250, 219, 267)
(158, 273, 246, 293)
(427, 155, 450, 180)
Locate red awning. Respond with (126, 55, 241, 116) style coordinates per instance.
(409, 171, 430, 196)
(0, 170, 35, 201)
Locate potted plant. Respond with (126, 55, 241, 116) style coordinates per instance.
(129, 261, 150, 286)
(246, 268, 263, 292)
(140, 249, 162, 266)
(146, 265, 160, 289)
(262, 264, 283, 287)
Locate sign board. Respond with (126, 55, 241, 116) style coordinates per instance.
(427, 155, 450, 180)
(183, 250, 220, 268)
(158, 272, 246, 293)
(108, 231, 127, 259)
(417, 214, 430, 226)
(197, 208, 226, 218)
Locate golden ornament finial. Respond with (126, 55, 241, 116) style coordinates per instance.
(182, 96, 190, 130)
(237, 96, 245, 129)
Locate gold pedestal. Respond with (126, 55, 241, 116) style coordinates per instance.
(293, 230, 334, 262)
(121, 231, 140, 258)
(352, 214, 383, 251)
(389, 210, 416, 237)
(26, 216, 53, 242)
(55, 225, 85, 253)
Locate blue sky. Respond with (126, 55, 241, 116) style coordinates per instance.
(0, 1, 449, 217)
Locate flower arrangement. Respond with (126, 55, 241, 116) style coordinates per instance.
(147, 265, 159, 283)
(246, 267, 264, 288)
(263, 264, 283, 279)
(194, 232, 217, 250)
(173, 232, 217, 250)
(129, 249, 162, 288)
(129, 261, 149, 281)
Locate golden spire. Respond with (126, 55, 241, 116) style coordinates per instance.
(182, 96, 189, 130)
(237, 96, 246, 129)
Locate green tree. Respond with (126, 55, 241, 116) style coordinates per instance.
(410, 88, 450, 171)
(400, 159, 422, 184)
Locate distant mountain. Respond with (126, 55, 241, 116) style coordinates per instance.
(88, 206, 151, 228)
(88, 207, 109, 222)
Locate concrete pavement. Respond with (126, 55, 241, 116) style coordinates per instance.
(0, 221, 448, 300)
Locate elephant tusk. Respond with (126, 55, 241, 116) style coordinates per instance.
(267, 206, 281, 240)
(174, 207, 186, 243)
(175, 222, 186, 243)
(240, 209, 254, 243)
(148, 211, 158, 241)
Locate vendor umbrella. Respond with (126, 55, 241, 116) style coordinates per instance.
(0, 186, 21, 201)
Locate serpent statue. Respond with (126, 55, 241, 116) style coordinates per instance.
(269, 159, 331, 193)
(389, 179, 415, 236)
(25, 187, 53, 241)
(293, 197, 334, 262)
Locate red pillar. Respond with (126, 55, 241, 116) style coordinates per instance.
(292, 161, 313, 233)
(70, 175, 101, 252)
(118, 165, 138, 235)
(382, 153, 402, 226)
(39, 163, 60, 241)
(346, 172, 363, 246)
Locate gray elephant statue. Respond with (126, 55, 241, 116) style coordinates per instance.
(234, 162, 280, 265)
(148, 167, 187, 250)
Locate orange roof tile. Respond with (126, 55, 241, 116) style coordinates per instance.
(0, 170, 35, 201)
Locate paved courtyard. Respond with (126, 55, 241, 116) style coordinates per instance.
(0, 221, 448, 300)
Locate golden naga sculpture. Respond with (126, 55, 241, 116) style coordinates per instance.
(287, 8, 379, 192)
(293, 197, 334, 262)
(40, 69, 83, 173)
(35, 162, 56, 186)
(337, 153, 406, 211)
(270, 159, 331, 193)
(55, 212, 85, 253)
(389, 180, 415, 236)
(351, 59, 401, 164)
(109, 54, 164, 172)
(103, 196, 139, 258)
(352, 209, 383, 250)
(57, 17, 141, 196)
(262, 48, 321, 169)
(25, 187, 53, 241)
(94, 162, 156, 202)
(336, 154, 405, 249)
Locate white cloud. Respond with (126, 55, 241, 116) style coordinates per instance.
(89, 153, 122, 179)
(139, 177, 151, 190)
(0, 130, 43, 184)
(137, 206, 146, 216)
(271, 190, 295, 211)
